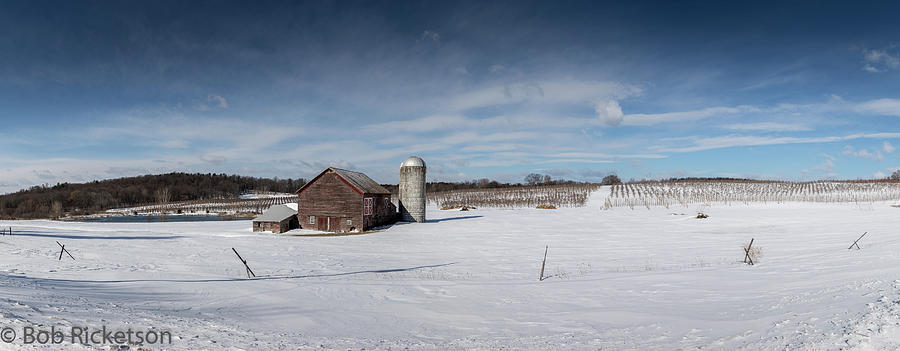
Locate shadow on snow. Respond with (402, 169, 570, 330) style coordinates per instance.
(426, 215, 483, 223)
(4, 262, 458, 284)
(7, 230, 184, 240)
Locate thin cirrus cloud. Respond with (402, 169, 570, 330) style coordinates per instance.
(657, 133, 900, 153)
(855, 98, 900, 116)
(721, 122, 812, 132)
(438, 80, 642, 113)
(617, 106, 750, 126)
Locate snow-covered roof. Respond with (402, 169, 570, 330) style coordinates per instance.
(253, 204, 297, 222)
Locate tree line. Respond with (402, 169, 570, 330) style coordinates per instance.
(0, 173, 307, 219)
(380, 173, 615, 195)
(0, 170, 628, 219)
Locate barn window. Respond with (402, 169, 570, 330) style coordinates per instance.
(346, 219, 352, 225)
(364, 197, 373, 215)
(309, 215, 315, 224)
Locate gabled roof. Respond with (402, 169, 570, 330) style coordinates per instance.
(253, 204, 297, 222)
(297, 167, 391, 195)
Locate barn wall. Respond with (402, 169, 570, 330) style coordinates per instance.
(365, 193, 397, 230)
(254, 220, 293, 234)
(298, 172, 364, 232)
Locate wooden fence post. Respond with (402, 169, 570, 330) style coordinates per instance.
(232, 248, 256, 278)
(57, 241, 74, 260)
(849, 232, 867, 250)
(743, 238, 755, 265)
(539, 246, 548, 281)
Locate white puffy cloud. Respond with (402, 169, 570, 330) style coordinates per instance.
(595, 100, 624, 126)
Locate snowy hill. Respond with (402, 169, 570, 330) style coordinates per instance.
(1, 186, 900, 349)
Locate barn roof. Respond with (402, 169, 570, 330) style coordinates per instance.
(253, 204, 297, 222)
(331, 168, 391, 194)
(297, 167, 391, 195)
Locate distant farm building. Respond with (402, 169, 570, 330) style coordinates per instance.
(252, 204, 299, 233)
(297, 167, 397, 232)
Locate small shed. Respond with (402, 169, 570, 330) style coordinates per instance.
(252, 204, 299, 234)
(297, 167, 397, 232)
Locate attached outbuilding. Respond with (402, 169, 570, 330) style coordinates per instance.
(252, 204, 299, 234)
(297, 167, 396, 232)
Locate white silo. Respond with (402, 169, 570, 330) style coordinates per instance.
(399, 156, 426, 222)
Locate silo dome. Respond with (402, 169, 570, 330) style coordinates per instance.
(399, 156, 426, 223)
(401, 156, 426, 168)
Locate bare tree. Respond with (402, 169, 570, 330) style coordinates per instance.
(891, 170, 900, 180)
(524, 173, 543, 186)
(155, 187, 171, 204)
(602, 174, 622, 185)
(155, 187, 171, 214)
(50, 200, 63, 220)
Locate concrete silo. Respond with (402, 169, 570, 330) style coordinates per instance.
(399, 156, 426, 222)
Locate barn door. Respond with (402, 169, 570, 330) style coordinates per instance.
(317, 217, 327, 231)
(328, 217, 342, 232)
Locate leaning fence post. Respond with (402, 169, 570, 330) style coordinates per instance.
(232, 248, 256, 278)
(848, 232, 867, 250)
(743, 238, 755, 265)
(56, 241, 75, 260)
(539, 245, 548, 281)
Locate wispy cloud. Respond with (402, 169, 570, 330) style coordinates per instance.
(620, 106, 751, 126)
(862, 47, 900, 73)
(419, 30, 440, 42)
(841, 145, 883, 161)
(207, 95, 228, 108)
(856, 98, 900, 117)
(721, 122, 812, 132)
(658, 133, 900, 153)
(441, 80, 641, 112)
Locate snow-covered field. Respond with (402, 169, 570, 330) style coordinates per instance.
(2, 187, 900, 350)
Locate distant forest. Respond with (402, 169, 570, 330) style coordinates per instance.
(0, 171, 612, 219)
(0, 173, 307, 219)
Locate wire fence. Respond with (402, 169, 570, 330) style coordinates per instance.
(428, 184, 602, 208)
(106, 196, 299, 215)
(604, 180, 900, 209)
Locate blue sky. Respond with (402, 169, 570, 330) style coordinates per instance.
(2, 1, 900, 193)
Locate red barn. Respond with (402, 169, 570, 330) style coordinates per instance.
(297, 167, 397, 232)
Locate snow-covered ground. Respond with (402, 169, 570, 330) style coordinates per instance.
(2, 187, 900, 349)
